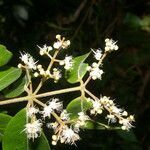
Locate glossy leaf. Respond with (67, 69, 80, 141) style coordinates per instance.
(2, 109, 50, 150)
(66, 97, 92, 119)
(0, 45, 12, 67)
(0, 113, 12, 142)
(0, 67, 22, 91)
(66, 53, 90, 83)
(3, 76, 26, 98)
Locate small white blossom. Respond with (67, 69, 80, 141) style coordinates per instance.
(61, 56, 73, 70)
(42, 98, 62, 118)
(92, 48, 102, 60)
(34, 72, 39, 77)
(52, 68, 62, 82)
(26, 106, 39, 118)
(87, 63, 103, 80)
(24, 120, 42, 140)
(90, 99, 103, 114)
(111, 105, 123, 115)
(47, 122, 59, 131)
(20, 52, 37, 70)
(105, 38, 118, 52)
(53, 41, 62, 49)
(53, 34, 70, 49)
(106, 114, 117, 124)
(60, 110, 70, 121)
(38, 44, 52, 55)
(78, 112, 89, 122)
(119, 115, 134, 130)
(120, 119, 133, 130)
(75, 112, 89, 127)
(60, 126, 80, 145)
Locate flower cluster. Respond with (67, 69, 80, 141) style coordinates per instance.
(24, 119, 42, 140)
(17, 35, 135, 147)
(59, 56, 73, 70)
(104, 38, 118, 52)
(92, 48, 102, 60)
(53, 34, 70, 49)
(41, 98, 62, 118)
(87, 62, 103, 80)
(25, 100, 83, 145)
(38, 44, 53, 56)
(89, 96, 135, 130)
(18, 52, 37, 70)
(18, 35, 73, 84)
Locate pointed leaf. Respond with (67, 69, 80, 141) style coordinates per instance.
(66, 97, 92, 119)
(3, 76, 26, 98)
(0, 45, 12, 67)
(66, 53, 90, 83)
(0, 113, 12, 142)
(2, 109, 50, 150)
(0, 66, 22, 91)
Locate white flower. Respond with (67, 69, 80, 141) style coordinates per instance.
(120, 118, 133, 130)
(60, 127, 80, 145)
(119, 115, 134, 130)
(26, 106, 39, 118)
(52, 68, 62, 82)
(53, 35, 70, 49)
(24, 120, 42, 140)
(60, 110, 70, 121)
(100, 96, 111, 104)
(92, 48, 102, 60)
(90, 99, 103, 114)
(87, 63, 103, 80)
(53, 41, 62, 49)
(47, 122, 59, 131)
(78, 112, 89, 122)
(38, 44, 52, 55)
(20, 52, 37, 70)
(111, 105, 123, 115)
(106, 114, 117, 124)
(63, 56, 73, 70)
(105, 38, 118, 52)
(75, 112, 89, 127)
(42, 98, 62, 118)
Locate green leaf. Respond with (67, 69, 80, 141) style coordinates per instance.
(0, 45, 12, 67)
(83, 120, 121, 130)
(0, 113, 12, 142)
(116, 129, 138, 143)
(124, 13, 141, 29)
(2, 109, 50, 150)
(66, 53, 90, 83)
(0, 66, 22, 91)
(3, 76, 26, 98)
(29, 133, 50, 150)
(66, 97, 92, 119)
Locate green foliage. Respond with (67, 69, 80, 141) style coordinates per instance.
(66, 53, 90, 83)
(0, 114, 12, 142)
(116, 130, 138, 143)
(0, 45, 12, 67)
(0, 67, 22, 91)
(2, 109, 50, 150)
(0, 44, 25, 97)
(66, 97, 92, 119)
(0, 0, 149, 149)
(3, 76, 26, 98)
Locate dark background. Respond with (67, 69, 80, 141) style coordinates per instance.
(0, 0, 150, 149)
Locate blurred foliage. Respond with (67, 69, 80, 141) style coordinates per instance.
(0, 0, 149, 149)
